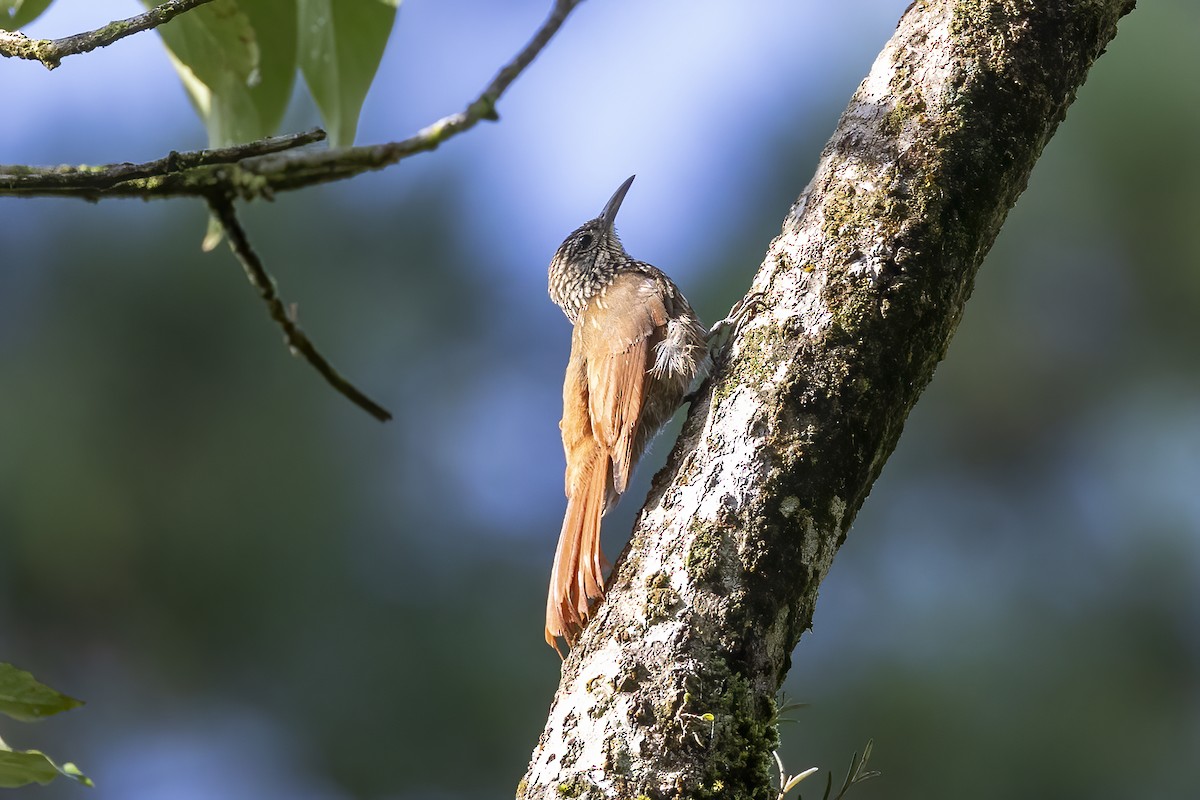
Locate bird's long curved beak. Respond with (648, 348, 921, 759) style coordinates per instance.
(600, 174, 636, 230)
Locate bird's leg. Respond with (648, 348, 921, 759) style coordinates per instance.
(706, 291, 765, 345)
(683, 291, 766, 404)
(700, 289, 768, 357)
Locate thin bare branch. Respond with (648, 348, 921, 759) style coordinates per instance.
(237, 0, 584, 191)
(0, 0, 584, 199)
(0, 0, 217, 70)
(207, 194, 394, 423)
(0, 129, 327, 198)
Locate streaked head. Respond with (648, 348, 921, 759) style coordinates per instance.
(548, 175, 636, 321)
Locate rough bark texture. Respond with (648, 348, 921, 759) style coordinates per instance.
(518, 1, 1135, 798)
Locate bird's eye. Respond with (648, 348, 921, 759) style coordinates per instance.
(577, 233, 594, 250)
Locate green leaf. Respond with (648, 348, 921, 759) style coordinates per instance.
(236, 0, 299, 136)
(0, 0, 55, 30)
(148, 0, 297, 147)
(0, 748, 92, 788)
(298, 0, 399, 147)
(0, 668, 90, 787)
(0, 749, 57, 788)
(0, 663, 82, 722)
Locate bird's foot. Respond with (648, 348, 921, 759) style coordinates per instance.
(683, 292, 766, 405)
(706, 290, 766, 345)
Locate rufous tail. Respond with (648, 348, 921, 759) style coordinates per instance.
(545, 454, 611, 655)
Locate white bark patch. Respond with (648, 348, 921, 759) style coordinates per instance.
(528, 636, 625, 793)
(761, 229, 833, 342)
(780, 496, 801, 518)
(799, 510, 823, 567)
(829, 495, 847, 527)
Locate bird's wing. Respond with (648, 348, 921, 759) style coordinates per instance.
(580, 272, 668, 496)
(559, 324, 594, 497)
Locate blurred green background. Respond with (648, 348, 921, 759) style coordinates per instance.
(2, 1, 1198, 798)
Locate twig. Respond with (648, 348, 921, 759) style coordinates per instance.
(0, 0, 217, 70)
(0, 129, 326, 197)
(206, 194, 394, 423)
(238, 0, 584, 189)
(0, 0, 584, 199)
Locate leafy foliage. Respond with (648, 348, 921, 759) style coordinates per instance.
(5, 0, 355, 148)
(0, 664, 90, 788)
(0, 662, 82, 721)
(0, 749, 92, 789)
(0, 0, 53, 31)
(298, 0, 398, 147)
(772, 739, 878, 800)
(146, 0, 295, 148)
(145, 0, 398, 148)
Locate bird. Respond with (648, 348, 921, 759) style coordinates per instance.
(544, 175, 709, 655)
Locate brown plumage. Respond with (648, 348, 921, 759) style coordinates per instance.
(545, 176, 706, 654)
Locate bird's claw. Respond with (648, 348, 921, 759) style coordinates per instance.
(706, 290, 766, 344)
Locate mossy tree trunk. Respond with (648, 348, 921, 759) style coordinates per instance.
(518, 1, 1135, 798)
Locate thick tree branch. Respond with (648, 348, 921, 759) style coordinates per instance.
(0, 0, 216, 70)
(207, 195, 393, 423)
(0, 0, 583, 199)
(519, 1, 1136, 798)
